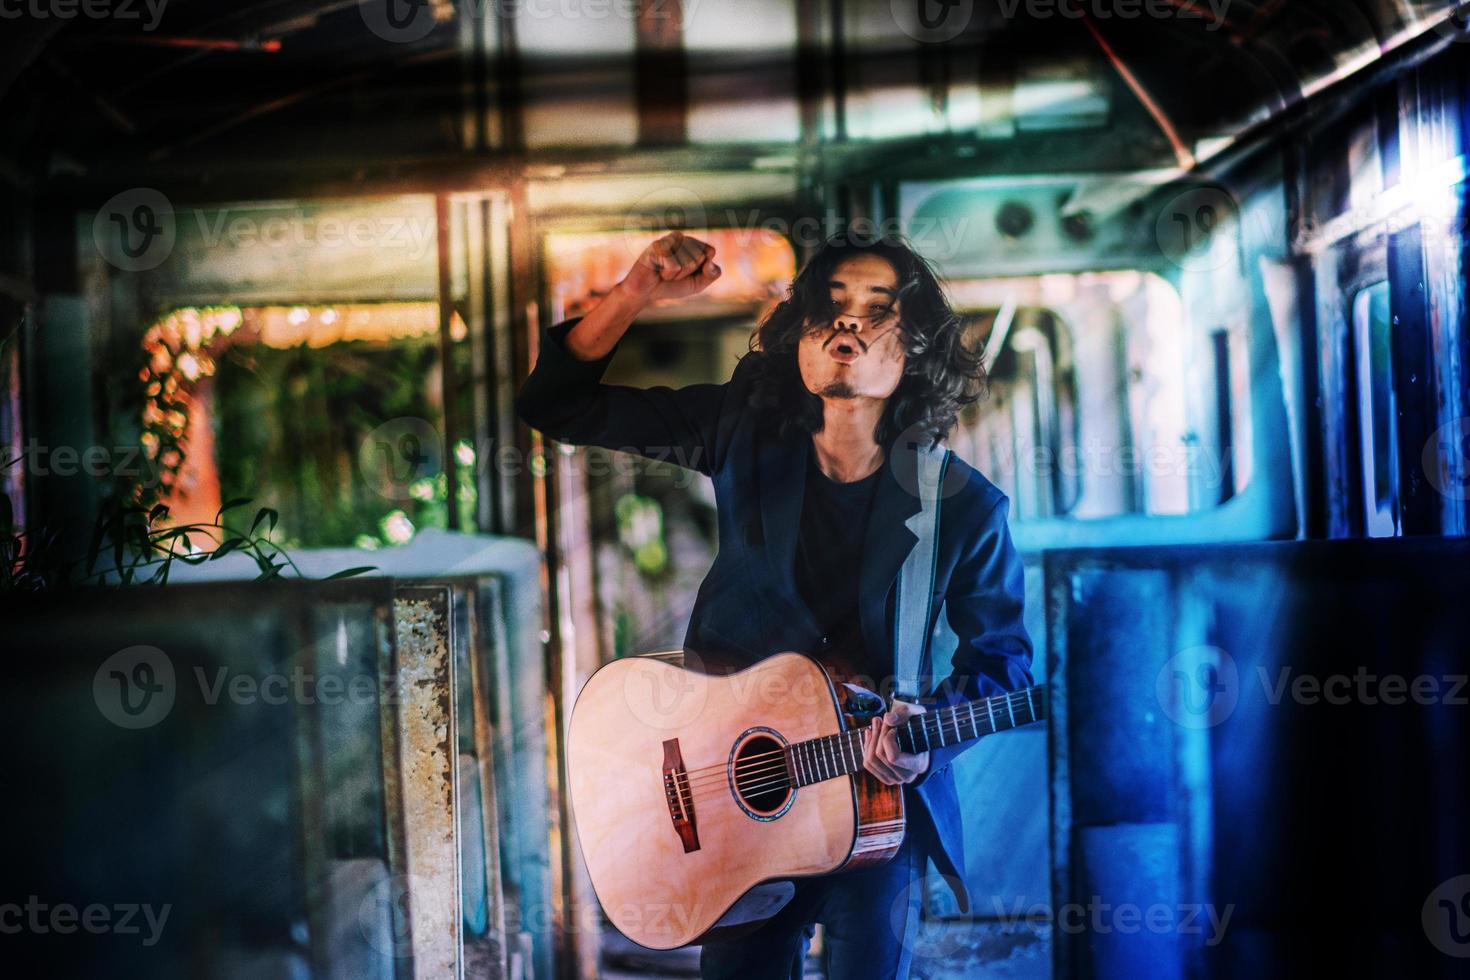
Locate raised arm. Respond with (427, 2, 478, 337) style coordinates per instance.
(559, 231, 721, 360)
(515, 233, 732, 475)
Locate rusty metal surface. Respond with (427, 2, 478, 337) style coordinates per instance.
(393, 586, 462, 980)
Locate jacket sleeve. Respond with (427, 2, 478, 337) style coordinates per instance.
(917, 494, 1035, 780)
(514, 317, 732, 476)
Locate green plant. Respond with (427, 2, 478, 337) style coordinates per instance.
(0, 490, 374, 593)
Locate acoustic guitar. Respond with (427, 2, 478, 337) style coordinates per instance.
(565, 650, 1047, 949)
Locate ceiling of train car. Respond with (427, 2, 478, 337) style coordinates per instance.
(0, 0, 1461, 193)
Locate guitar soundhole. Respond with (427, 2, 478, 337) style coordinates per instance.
(730, 730, 794, 820)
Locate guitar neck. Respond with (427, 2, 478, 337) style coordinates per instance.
(785, 684, 1048, 788)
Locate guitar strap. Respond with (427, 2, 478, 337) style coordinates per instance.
(892, 440, 952, 702)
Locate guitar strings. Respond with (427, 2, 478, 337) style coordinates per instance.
(676, 689, 1041, 796)
(677, 688, 1039, 785)
(674, 688, 1040, 786)
(666, 691, 1045, 812)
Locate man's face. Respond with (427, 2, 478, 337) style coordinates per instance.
(797, 254, 907, 402)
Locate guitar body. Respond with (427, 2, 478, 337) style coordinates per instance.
(565, 651, 905, 949)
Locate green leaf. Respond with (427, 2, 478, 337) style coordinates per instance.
(211, 537, 246, 560)
(216, 497, 252, 522)
(324, 566, 377, 580)
(148, 503, 169, 523)
(250, 507, 279, 536)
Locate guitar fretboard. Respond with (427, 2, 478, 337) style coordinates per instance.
(784, 685, 1048, 787)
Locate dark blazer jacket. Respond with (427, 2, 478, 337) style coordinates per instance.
(516, 318, 1035, 912)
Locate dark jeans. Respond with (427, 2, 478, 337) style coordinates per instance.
(698, 821, 926, 980)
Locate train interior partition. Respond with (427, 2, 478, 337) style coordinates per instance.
(3, 1, 1470, 977)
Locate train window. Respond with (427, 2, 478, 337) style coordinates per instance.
(948, 272, 1246, 521)
(1351, 281, 1400, 537)
(125, 304, 477, 549)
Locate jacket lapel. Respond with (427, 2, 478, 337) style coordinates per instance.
(858, 439, 924, 674)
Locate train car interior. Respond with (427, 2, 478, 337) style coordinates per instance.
(2, 1, 1468, 977)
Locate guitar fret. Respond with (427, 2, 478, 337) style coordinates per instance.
(781, 687, 1044, 789)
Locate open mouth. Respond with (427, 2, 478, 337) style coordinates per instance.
(824, 332, 865, 363)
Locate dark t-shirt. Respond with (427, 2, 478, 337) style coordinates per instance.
(794, 455, 882, 663)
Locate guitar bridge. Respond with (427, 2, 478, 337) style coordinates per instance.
(662, 738, 700, 853)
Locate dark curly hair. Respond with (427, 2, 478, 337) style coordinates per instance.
(747, 229, 987, 447)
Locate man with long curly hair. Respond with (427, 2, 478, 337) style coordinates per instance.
(517, 229, 1033, 979)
